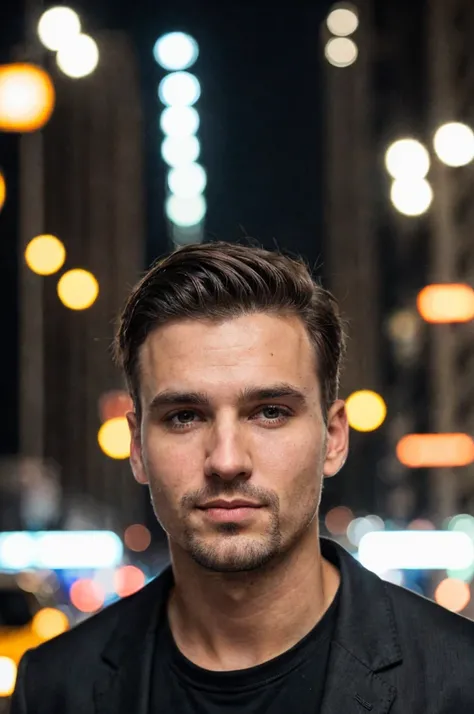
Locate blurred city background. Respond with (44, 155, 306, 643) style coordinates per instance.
(1, 0, 474, 703)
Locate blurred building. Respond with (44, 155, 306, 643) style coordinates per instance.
(19, 31, 146, 530)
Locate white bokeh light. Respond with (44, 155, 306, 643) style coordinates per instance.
(324, 37, 358, 67)
(172, 223, 204, 246)
(153, 32, 199, 71)
(390, 178, 433, 216)
(160, 106, 200, 137)
(166, 194, 207, 227)
(158, 71, 201, 106)
(56, 33, 99, 78)
(38, 6, 81, 51)
(168, 163, 207, 197)
(385, 138, 430, 180)
(326, 6, 359, 36)
(433, 122, 474, 167)
(161, 135, 200, 167)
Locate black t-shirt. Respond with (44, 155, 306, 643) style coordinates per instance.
(150, 585, 339, 713)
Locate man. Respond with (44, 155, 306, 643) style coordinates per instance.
(11, 241, 474, 713)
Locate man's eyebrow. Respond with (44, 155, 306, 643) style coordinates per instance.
(147, 383, 308, 412)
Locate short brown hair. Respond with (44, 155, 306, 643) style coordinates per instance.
(114, 241, 346, 421)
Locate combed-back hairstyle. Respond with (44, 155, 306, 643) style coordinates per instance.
(114, 241, 346, 422)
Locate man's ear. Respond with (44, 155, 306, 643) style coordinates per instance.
(323, 399, 349, 478)
(126, 411, 148, 485)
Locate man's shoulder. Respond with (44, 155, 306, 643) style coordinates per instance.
(384, 576, 474, 648)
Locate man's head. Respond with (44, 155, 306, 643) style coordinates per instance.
(115, 241, 348, 573)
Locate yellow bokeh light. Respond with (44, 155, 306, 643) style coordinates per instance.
(25, 234, 66, 275)
(57, 268, 99, 310)
(0, 172, 6, 211)
(345, 390, 387, 432)
(417, 283, 474, 323)
(0, 656, 17, 697)
(0, 63, 55, 132)
(32, 607, 69, 640)
(434, 578, 470, 613)
(98, 417, 130, 459)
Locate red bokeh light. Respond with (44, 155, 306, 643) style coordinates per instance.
(70, 579, 105, 613)
(114, 566, 146, 598)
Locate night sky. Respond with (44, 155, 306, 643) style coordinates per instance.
(1, 0, 335, 455)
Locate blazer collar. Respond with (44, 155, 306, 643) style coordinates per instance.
(94, 539, 402, 714)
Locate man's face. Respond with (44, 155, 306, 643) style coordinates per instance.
(128, 312, 348, 573)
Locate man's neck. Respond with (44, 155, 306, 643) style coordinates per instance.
(166, 532, 340, 672)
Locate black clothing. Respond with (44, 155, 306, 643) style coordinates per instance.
(150, 579, 339, 713)
(10, 538, 474, 713)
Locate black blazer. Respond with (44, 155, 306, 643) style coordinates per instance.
(11, 538, 474, 713)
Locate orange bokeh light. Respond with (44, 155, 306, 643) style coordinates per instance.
(114, 566, 146, 598)
(0, 172, 6, 211)
(0, 63, 55, 132)
(417, 284, 474, 323)
(70, 579, 105, 613)
(98, 390, 133, 423)
(124, 524, 151, 552)
(396, 433, 474, 468)
(325, 506, 354, 536)
(434, 578, 471, 612)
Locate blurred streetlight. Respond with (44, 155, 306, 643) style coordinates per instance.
(324, 37, 358, 67)
(56, 33, 99, 78)
(98, 416, 130, 459)
(417, 283, 474, 323)
(25, 234, 66, 275)
(396, 433, 474, 468)
(433, 122, 474, 167)
(70, 578, 105, 613)
(168, 163, 207, 197)
(37, 6, 81, 52)
(345, 390, 387, 432)
(57, 268, 99, 310)
(161, 135, 200, 167)
(158, 71, 201, 106)
(390, 178, 433, 216)
(32, 607, 69, 640)
(0, 657, 16, 697)
(153, 32, 199, 71)
(160, 105, 200, 137)
(114, 565, 146, 597)
(165, 194, 207, 227)
(434, 578, 470, 613)
(0, 63, 55, 132)
(326, 4, 359, 36)
(385, 138, 430, 180)
(0, 171, 5, 212)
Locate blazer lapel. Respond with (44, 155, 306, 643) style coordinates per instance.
(319, 539, 402, 714)
(94, 566, 174, 714)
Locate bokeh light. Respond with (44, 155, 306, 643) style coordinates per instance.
(408, 519, 435, 530)
(114, 565, 146, 598)
(56, 33, 99, 78)
(385, 139, 430, 180)
(434, 578, 470, 612)
(70, 578, 105, 613)
(124, 524, 152, 552)
(165, 194, 207, 227)
(0, 171, 5, 212)
(37, 6, 81, 51)
(161, 135, 200, 167)
(433, 122, 474, 167)
(32, 607, 69, 640)
(396, 433, 474, 468)
(98, 417, 130, 459)
(326, 5, 359, 36)
(25, 234, 66, 275)
(168, 163, 207, 197)
(0, 63, 55, 132)
(325, 506, 354, 536)
(153, 32, 199, 71)
(160, 105, 200, 137)
(417, 284, 474, 323)
(324, 37, 358, 67)
(98, 390, 133, 423)
(347, 515, 384, 547)
(0, 657, 17, 697)
(390, 178, 433, 216)
(57, 268, 99, 310)
(158, 71, 201, 106)
(345, 390, 387, 432)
